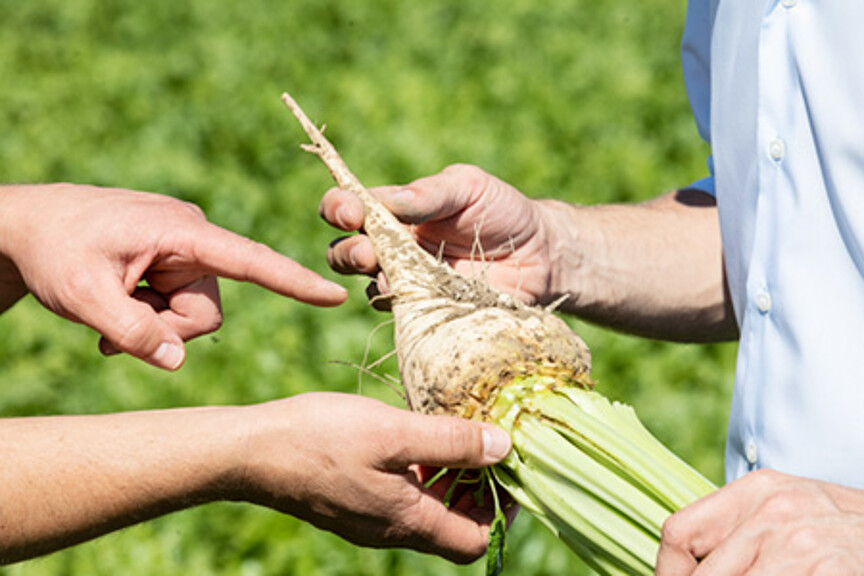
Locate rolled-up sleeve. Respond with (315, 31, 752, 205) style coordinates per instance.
(682, 0, 715, 196)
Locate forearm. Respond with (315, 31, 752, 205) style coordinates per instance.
(0, 407, 245, 563)
(539, 189, 736, 342)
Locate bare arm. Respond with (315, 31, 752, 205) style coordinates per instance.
(0, 406, 239, 562)
(321, 164, 736, 343)
(0, 393, 511, 565)
(540, 189, 735, 342)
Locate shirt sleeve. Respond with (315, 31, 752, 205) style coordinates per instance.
(681, 0, 715, 196)
(689, 156, 716, 196)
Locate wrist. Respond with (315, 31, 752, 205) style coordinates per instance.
(534, 199, 590, 312)
(113, 406, 252, 508)
(105, 405, 256, 508)
(195, 404, 262, 504)
(217, 398, 304, 508)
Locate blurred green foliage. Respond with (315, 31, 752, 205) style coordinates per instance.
(0, 0, 735, 574)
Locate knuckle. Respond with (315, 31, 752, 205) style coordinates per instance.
(445, 419, 481, 464)
(376, 464, 490, 564)
(758, 490, 799, 519)
(379, 489, 426, 543)
(207, 310, 224, 333)
(396, 495, 483, 564)
(660, 511, 691, 550)
(172, 280, 224, 339)
(188, 310, 223, 338)
(378, 517, 410, 546)
(812, 554, 858, 575)
(446, 541, 486, 565)
(456, 546, 487, 565)
(746, 468, 782, 489)
(440, 163, 495, 204)
(787, 524, 821, 553)
(61, 271, 96, 305)
(180, 200, 207, 220)
(211, 235, 262, 282)
(240, 236, 270, 259)
(372, 419, 410, 463)
(442, 163, 489, 190)
(442, 163, 483, 179)
(53, 270, 102, 318)
(150, 195, 207, 224)
(377, 524, 410, 549)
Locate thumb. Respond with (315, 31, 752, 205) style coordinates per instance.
(372, 164, 487, 225)
(388, 413, 512, 470)
(81, 284, 186, 370)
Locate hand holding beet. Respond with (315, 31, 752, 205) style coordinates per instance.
(320, 163, 557, 306)
(230, 393, 512, 564)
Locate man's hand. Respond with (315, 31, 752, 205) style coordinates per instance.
(0, 184, 347, 370)
(233, 393, 513, 564)
(322, 164, 737, 342)
(657, 469, 864, 575)
(320, 164, 555, 305)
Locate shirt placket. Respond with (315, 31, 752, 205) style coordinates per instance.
(741, 0, 797, 473)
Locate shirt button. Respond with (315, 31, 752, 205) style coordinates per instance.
(755, 291, 772, 313)
(746, 441, 759, 464)
(769, 138, 786, 161)
(781, 0, 797, 7)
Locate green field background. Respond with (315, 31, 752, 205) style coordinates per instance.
(0, 1, 736, 574)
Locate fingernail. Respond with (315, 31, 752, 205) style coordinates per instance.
(152, 342, 185, 370)
(482, 428, 512, 462)
(326, 281, 348, 298)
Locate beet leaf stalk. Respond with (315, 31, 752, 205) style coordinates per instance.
(282, 92, 716, 575)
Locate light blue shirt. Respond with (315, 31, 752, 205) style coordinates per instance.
(682, 0, 864, 487)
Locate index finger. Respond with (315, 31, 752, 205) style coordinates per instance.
(189, 222, 347, 307)
(656, 481, 750, 575)
(401, 491, 492, 564)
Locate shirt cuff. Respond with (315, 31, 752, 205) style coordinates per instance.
(686, 154, 716, 196)
(687, 175, 715, 196)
